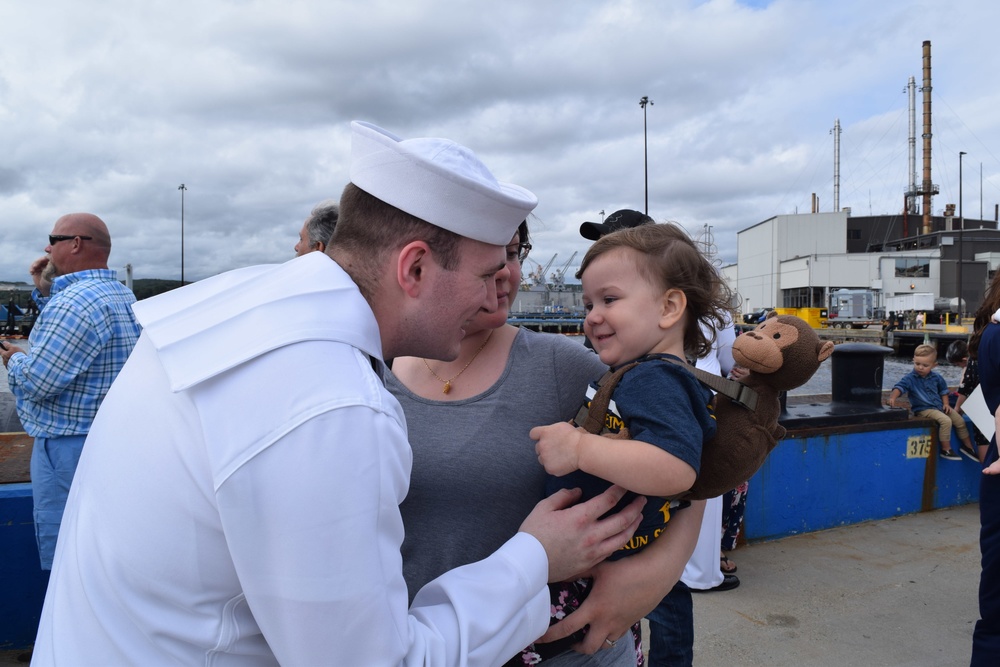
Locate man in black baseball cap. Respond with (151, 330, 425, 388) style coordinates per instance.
(579, 209, 653, 240)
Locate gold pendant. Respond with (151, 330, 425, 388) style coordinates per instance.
(442, 381, 451, 395)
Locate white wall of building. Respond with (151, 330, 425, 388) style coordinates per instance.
(736, 213, 847, 311)
(778, 251, 947, 309)
(975, 252, 1000, 272)
(878, 252, 940, 299)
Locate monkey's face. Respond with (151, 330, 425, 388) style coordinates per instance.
(733, 315, 834, 391)
(733, 318, 799, 374)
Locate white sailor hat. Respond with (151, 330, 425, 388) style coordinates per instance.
(349, 121, 537, 246)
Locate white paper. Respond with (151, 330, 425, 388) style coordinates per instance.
(963, 385, 996, 441)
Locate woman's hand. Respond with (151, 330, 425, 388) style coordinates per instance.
(531, 422, 585, 476)
(537, 555, 657, 654)
(539, 499, 707, 654)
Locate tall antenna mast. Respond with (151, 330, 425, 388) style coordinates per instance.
(831, 119, 841, 212)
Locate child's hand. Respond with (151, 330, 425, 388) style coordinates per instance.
(531, 422, 585, 476)
(943, 404, 952, 414)
(887, 397, 897, 408)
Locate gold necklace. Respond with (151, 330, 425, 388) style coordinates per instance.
(422, 329, 495, 394)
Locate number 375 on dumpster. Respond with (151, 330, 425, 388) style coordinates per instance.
(906, 434, 933, 459)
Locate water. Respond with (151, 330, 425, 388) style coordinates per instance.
(792, 355, 964, 396)
(562, 333, 965, 396)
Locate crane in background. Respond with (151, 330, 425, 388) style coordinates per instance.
(527, 253, 557, 288)
(550, 251, 578, 290)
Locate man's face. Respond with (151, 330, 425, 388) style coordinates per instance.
(45, 217, 79, 276)
(913, 354, 936, 377)
(462, 232, 522, 335)
(418, 237, 506, 361)
(294, 220, 314, 257)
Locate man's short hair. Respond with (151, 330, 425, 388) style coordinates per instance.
(306, 200, 340, 249)
(329, 183, 462, 299)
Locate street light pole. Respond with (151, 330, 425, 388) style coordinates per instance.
(958, 152, 966, 319)
(639, 96, 653, 216)
(178, 184, 187, 286)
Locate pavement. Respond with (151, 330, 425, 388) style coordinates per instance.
(644, 502, 982, 667)
(4, 504, 983, 666)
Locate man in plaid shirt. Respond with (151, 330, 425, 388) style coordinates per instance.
(1, 212, 141, 570)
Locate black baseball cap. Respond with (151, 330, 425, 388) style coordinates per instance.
(579, 209, 654, 240)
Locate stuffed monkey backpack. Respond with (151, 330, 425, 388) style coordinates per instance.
(575, 313, 834, 500)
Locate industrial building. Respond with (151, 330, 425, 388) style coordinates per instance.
(722, 210, 1000, 319)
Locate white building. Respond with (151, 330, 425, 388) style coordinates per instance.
(723, 210, 1000, 318)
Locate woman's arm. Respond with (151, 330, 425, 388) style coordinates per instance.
(538, 499, 706, 654)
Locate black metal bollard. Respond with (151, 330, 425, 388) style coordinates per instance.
(831, 343, 894, 406)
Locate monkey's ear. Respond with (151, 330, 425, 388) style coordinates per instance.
(817, 340, 834, 362)
(765, 310, 777, 320)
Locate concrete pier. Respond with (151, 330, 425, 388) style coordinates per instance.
(657, 503, 982, 667)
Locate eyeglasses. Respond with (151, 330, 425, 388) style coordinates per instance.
(49, 235, 92, 246)
(516, 242, 532, 263)
(505, 241, 532, 264)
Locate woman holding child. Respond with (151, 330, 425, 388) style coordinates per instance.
(388, 220, 712, 665)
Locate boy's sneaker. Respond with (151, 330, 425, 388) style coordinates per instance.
(960, 444, 980, 462)
(941, 449, 962, 461)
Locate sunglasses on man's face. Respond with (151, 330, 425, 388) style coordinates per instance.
(48, 235, 92, 245)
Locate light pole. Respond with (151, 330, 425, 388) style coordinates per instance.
(639, 96, 653, 216)
(178, 184, 187, 285)
(958, 152, 966, 319)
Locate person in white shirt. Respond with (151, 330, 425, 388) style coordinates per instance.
(32, 121, 644, 667)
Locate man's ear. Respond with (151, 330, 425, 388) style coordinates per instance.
(397, 240, 432, 298)
(659, 288, 687, 329)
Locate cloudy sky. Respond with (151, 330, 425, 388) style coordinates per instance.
(1, 0, 999, 285)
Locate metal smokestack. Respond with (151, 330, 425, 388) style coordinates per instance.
(908, 76, 917, 215)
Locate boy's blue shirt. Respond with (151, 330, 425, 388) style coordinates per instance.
(893, 368, 949, 412)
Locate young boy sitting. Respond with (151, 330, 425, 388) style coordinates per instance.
(888, 344, 977, 461)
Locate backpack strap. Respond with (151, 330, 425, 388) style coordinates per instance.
(574, 361, 640, 434)
(656, 357, 759, 411)
(574, 356, 759, 436)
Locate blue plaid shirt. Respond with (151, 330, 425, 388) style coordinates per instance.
(7, 269, 141, 437)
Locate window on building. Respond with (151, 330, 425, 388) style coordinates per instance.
(847, 229, 862, 240)
(782, 287, 826, 309)
(895, 258, 929, 278)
